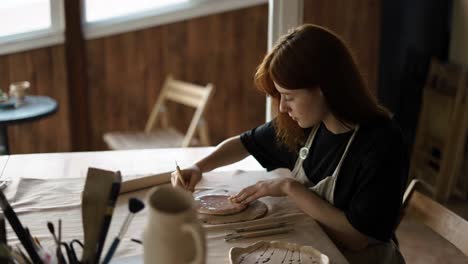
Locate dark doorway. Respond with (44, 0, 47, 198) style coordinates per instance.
(378, 0, 453, 148)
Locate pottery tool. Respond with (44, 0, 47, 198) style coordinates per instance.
(81, 168, 121, 263)
(47, 221, 66, 264)
(95, 173, 122, 263)
(0, 190, 42, 263)
(130, 238, 142, 245)
(46, 222, 58, 244)
(102, 197, 145, 264)
(233, 222, 287, 233)
(175, 161, 186, 188)
(58, 219, 65, 264)
(224, 227, 293, 242)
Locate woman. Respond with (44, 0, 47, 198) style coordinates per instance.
(172, 24, 408, 263)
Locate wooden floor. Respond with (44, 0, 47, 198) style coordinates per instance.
(396, 197, 468, 263)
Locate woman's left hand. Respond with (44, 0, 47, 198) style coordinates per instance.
(230, 178, 296, 204)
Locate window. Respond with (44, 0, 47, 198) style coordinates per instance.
(0, 0, 51, 38)
(85, 0, 191, 23)
(0, 0, 64, 55)
(0, 0, 265, 55)
(83, 0, 266, 39)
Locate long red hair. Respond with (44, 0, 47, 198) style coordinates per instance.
(255, 24, 390, 151)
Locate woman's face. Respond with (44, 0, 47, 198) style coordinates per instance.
(275, 82, 329, 128)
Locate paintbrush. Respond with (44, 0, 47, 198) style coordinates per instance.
(101, 198, 145, 264)
(95, 173, 122, 263)
(0, 190, 42, 263)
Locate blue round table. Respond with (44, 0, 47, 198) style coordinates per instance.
(0, 96, 58, 154)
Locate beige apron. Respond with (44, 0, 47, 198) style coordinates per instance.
(291, 124, 405, 264)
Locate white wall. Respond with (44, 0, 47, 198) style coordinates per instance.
(266, 0, 303, 121)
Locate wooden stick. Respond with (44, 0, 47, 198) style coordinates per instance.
(175, 161, 186, 188)
(120, 172, 171, 194)
(233, 222, 287, 233)
(224, 227, 293, 241)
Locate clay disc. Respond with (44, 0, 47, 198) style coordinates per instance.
(196, 195, 247, 216)
(198, 200, 268, 225)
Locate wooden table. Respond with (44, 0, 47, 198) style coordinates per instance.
(0, 148, 348, 263)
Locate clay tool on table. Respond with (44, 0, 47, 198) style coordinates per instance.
(47, 221, 67, 264)
(130, 238, 142, 245)
(224, 227, 294, 242)
(232, 222, 288, 233)
(95, 173, 122, 263)
(81, 168, 121, 263)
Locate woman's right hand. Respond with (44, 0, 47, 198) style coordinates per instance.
(171, 165, 202, 192)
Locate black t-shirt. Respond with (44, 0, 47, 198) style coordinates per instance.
(240, 117, 409, 242)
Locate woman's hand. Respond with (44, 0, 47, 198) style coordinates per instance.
(230, 178, 297, 204)
(171, 165, 202, 192)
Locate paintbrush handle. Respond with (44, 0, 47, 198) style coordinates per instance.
(0, 191, 42, 263)
(95, 178, 121, 263)
(102, 237, 120, 264)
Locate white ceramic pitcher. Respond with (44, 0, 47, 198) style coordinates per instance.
(143, 185, 205, 264)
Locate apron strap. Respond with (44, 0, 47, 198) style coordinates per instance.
(292, 124, 360, 191)
(291, 125, 320, 179)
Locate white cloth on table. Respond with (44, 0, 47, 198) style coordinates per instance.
(4, 170, 348, 264)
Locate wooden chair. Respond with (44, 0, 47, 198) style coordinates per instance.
(409, 59, 468, 202)
(405, 190, 468, 257)
(397, 178, 436, 229)
(103, 76, 214, 149)
(397, 179, 421, 226)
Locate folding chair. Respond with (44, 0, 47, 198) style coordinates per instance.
(104, 75, 214, 149)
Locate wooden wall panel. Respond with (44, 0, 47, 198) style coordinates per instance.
(0, 46, 71, 154)
(303, 0, 381, 93)
(0, 3, 382, 153)
(87, 5, 268, 149)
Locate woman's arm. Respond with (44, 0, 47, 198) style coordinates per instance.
(195, 135, 249, 173)
(173, 135, 250, 191)
(231, 178, 369, 251)
(285, 180, 369, 251)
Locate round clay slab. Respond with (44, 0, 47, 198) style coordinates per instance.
(196, 194, 247, 216)
(198, 200, 268, 225)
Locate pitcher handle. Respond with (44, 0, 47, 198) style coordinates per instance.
(182, 222, 206, 264)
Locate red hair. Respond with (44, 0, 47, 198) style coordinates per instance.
(254, 24, 391, 151)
